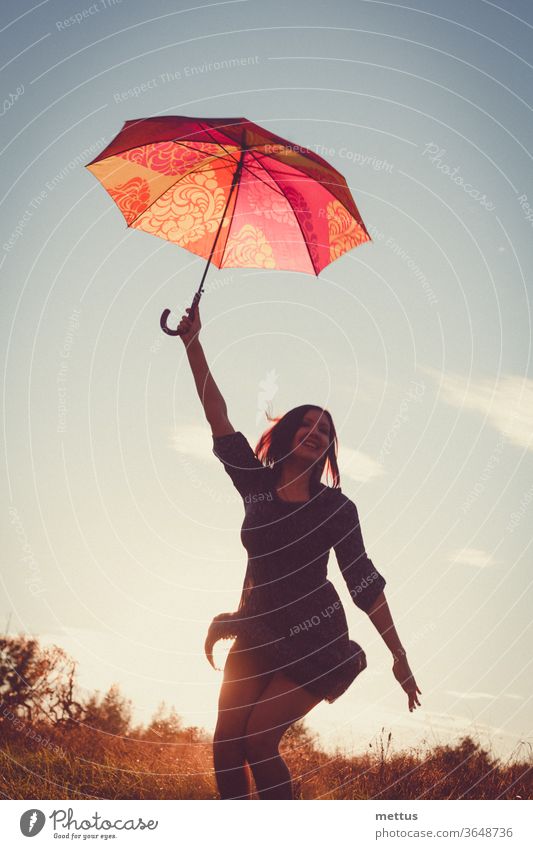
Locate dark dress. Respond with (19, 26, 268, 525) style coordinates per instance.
(208, 430, 387, 704)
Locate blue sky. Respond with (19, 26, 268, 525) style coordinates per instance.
(1, 0, 532, 761)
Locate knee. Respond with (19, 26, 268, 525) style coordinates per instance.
(244, 726, 280, 764)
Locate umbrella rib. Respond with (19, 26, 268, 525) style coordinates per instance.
(126, 155, 240, 228)
(196, 120, 287, 198)
(98, 132, 286, 207)
(247, 142, 344, 179)
(198, 120, 243, 164)
(173, 137, 287, 197)
(252, 149, 358, 221)
(125, 152, 287, 231)
(249, 151, 319, 276)
(89, 121, 241, 163)
(170, 140, 239, 165)
(217, 153, 245, 269)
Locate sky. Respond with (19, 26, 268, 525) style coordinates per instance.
(1, 0, 532, 764)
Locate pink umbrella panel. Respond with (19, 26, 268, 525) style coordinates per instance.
(85, 116, 372, 332)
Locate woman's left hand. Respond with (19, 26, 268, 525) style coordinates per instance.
(392, 655, 422, 712)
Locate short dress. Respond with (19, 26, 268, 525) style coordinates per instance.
(208, 430, 387, 704)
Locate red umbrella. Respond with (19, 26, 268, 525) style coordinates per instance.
(85, 116, 371, 335)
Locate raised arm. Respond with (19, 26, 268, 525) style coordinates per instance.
(177, 303, 235, 438)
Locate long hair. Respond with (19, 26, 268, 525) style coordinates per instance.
(254, 404, 340, 495)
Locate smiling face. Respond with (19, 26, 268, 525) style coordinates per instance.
(290, 408, 332, 464)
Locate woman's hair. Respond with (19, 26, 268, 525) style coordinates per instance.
(254, 404, 340, 493)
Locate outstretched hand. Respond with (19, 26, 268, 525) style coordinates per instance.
(392, 655, 422, 712)
(177, 301, 202, 346)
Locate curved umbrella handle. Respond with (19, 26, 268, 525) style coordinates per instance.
(160, 290, 202, 336)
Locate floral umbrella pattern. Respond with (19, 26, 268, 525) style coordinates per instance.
(86, 116, 371, 274)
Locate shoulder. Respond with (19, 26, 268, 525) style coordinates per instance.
(320, 484, 352, 506)
(320, 484, 355, 509)
(320, 485, 359, 521)
(212, 430, 251, 453)
(212, 430, 265, 471)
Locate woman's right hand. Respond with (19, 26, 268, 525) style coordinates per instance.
(177, 301, 202, 346)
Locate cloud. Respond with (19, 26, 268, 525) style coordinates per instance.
(445, 690, 496, 700)
(338, 445, 385, 483)
(450, 548, 495, 568)
(424, 368, 533, 451)
(445, 690, 524, 702)
(172, 424, 213, 459)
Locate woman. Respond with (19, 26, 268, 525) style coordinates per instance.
(177, 305, 422, 800)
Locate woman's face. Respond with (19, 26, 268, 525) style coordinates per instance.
(290, 408, 332, 464)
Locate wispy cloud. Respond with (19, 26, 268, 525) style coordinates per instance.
(424, 368, 533, 451)
(172, 424, 213, 459)
(333, 445, 385, 483)
(446, 690, 496, 700)
(445, 690, 524, 702)
(450, 547, 495, 568)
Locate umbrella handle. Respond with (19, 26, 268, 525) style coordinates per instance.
(160, 290, 202, 337)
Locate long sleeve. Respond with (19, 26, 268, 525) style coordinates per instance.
(331, 496, 386, 612)
(212, 431, 267, 500)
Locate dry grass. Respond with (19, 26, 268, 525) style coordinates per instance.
(1, 721, 530, 800)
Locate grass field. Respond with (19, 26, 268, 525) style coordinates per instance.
(1, 720, 530, 800)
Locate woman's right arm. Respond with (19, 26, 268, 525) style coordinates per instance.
(177, 303, 235, 438)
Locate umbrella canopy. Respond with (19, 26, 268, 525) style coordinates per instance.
(86, 116, 371, 276)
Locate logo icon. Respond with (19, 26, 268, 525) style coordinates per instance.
(20, 809, 46, 837)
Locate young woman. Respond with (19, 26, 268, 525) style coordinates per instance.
(177, 305, 422, 800)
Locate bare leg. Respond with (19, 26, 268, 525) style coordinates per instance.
(213, 638, 274, 799)
(244, 673, 322, 800)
